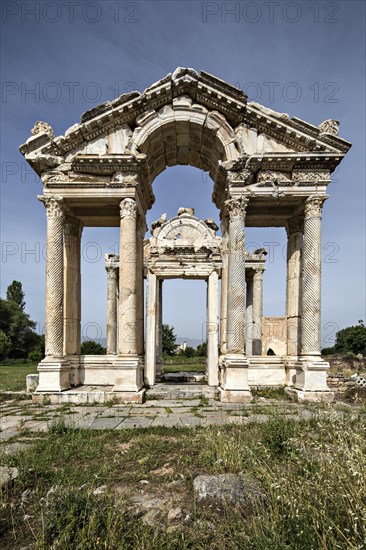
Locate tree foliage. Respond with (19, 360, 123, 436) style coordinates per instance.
(162, 324, 177, 356)
(6, 280, 25, 310)
(333, 321, 366, 356)
(0, 297, 40, 358)
(81, 340, 106, 355)
(196, 341, 207, 357)
(180, 346, 196, 358)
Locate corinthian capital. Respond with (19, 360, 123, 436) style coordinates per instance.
(38, 196, 66, 219)
(120, 198, 137, 220)
(64, 216, 83, 237)
(286, 215, 304, 235)
(304, 195, 328, 218)
(225, 196, 249, 219)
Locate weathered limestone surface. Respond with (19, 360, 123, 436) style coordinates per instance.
(20, 69, 351, 403)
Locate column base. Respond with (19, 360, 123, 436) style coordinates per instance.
(296, 356, 331, 391)
(112, 356, 144, 392)
(219, 354, 252, 402)
(36, 358, 71, 392)
(285, 387, 334, 403)
(64, 354, 80, 386)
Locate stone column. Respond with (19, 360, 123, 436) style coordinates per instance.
(37, 196, 70, 392)
(145, 271, 157, 386)
(286, 216, 303, 358)
(252, 268, 264, 355)
(113, 198, 144, 396)
(226, 197, 248, 353)
(245, 274, 253, 356)
(292, 195, 332, 399)
(220, 196, 251, 403)
(219, 216, 229, 355)
(64, 216, 83, 386)
(136, 215, 146, 357)
(207, 270, 219, 386)
(155, 279, 163, 378)
(106, 265, 118, 354)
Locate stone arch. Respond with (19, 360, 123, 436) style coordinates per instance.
(129, 96, 240, 184)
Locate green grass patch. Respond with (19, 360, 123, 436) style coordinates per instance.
(0, 364, 37, 391)
(1, 413, 366, 549)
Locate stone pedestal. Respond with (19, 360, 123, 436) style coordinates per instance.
(37, 196, 70, 392)
(113, 198, 144, 394)
(219, 354, 251, 402)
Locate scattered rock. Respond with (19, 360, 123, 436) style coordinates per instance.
(193, 474, 264, 508)
(0, 466, 18, 486)
(93, 485, 107, 496)
(141, 509, 161, 526)
(167, 507, 182, 522)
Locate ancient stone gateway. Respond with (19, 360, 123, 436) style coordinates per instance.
(20, 68, 351, 403)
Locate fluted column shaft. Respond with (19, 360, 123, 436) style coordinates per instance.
(220, 216, 229, 354)
(286, 216, 303, 357)
(207, 270, 219, 386)
(106, 266, 118, 354)
(252, 268, 264, 355)
(300, 196, 327, 357)
(118, 198, 138, 356)
(155, 279, 163, 375)
(245, 276, 253, 356)
(64, 216, 82, 356)
(145, 271, 157, 386)
(226, 197, 248, 354)
(136, 216, 146, 356)
(40, 197, 66, 357)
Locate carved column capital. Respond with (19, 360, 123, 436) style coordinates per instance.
(286, 215, 304, 236)
(253, 267, 264, 279)
(64, 216, 83, 237)
(120, 198, 137, 220)
(304, 195, 328, 218)
(106, 265, 118, 280)
(38, 196, 66, 219)
(225, 196, 249, 219)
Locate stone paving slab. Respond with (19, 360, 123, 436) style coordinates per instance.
(117, 417, 155, 429)
(90, 417, 125, 430)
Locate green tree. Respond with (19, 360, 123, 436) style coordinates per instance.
(0, 298, 40, 358)
(162, 324, 177, 356)
(334, 321, 366, 356)
(181, 346, 196, 358)
(0, 330, 11, 360)
(81, 340, 106, 355)
(196, 341, 207, 357)
(6, 280, 25, 310)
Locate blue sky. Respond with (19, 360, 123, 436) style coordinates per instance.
(1, 0, 365, 345)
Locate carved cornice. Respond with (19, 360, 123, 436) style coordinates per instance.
(120, 198, 137, 220)
(304, 195, 328, 217)
(38, 196, 66, 219)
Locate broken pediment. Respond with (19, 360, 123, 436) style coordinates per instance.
(19, 68, 351, 181)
